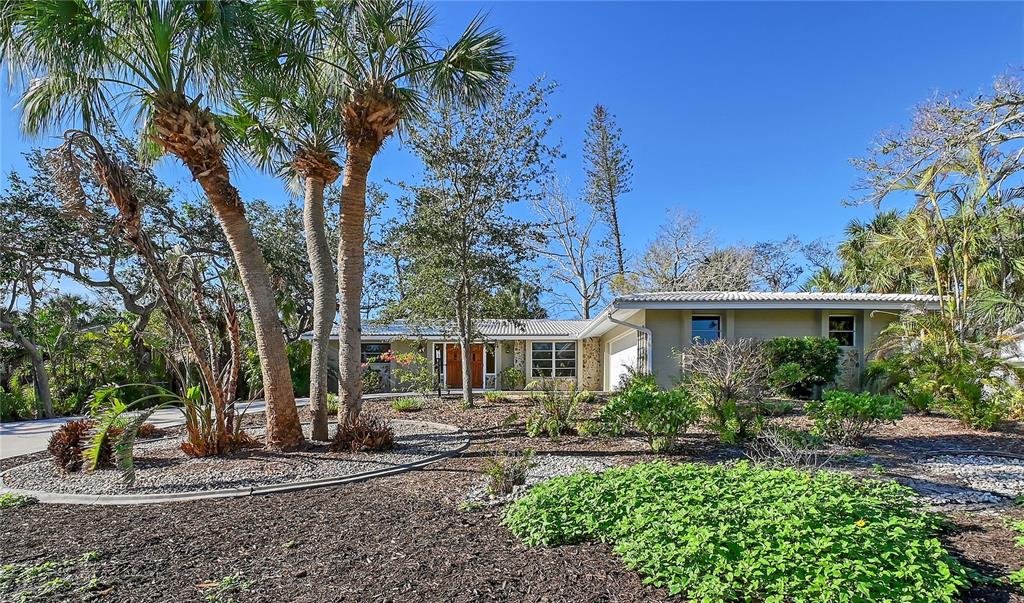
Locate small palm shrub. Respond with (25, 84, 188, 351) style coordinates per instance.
(504, 461, 968, 601)
(499, 367, 526, 390)
(391, 398, 423, 412)
(482, 449, 536, 495)
(573, 390, 596, 405)
(47, 419, 117, 472)
(330, 412, 395, 452)
(597, 374, 700, 452)
(525, 382, 580, 438)
(806, 390, 904, 445)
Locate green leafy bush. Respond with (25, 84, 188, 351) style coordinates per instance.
(597, 375, 700, 452)
(525, 382, 579, 438)
(361, 366, 384, 394)
(391, 352, 438, 394)
(0, 375, 37, 421)
(390, 397, 423, 412)
(499, 367, 526, 390)
(574, 389, 596, 405)
(482, 449, 536, 495)
(504, 461, 968, 601)
(0, 493, 37, 509)
(766, 337, 840, 399)
(806, 390, 903, 445)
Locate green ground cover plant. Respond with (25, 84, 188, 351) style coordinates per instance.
(597, 374, 699, 452)
(806, 390, 904, 445)
(504, 461, 968, 602)
(391, 398, 423, 412)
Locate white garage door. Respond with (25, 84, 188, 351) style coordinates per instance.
(607, 332, 638, 391)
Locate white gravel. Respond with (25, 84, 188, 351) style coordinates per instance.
(2, 420, 465, 496)
(916, 454, 1024, 501)
(464, 453, 612, 508)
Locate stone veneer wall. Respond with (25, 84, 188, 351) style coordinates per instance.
(580, 337, 602, 391)
(513, 340, 526, 375)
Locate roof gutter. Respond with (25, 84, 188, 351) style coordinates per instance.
(607, 305, 653, 374)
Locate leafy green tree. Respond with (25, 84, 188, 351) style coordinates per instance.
(2, 0, 304, 448)
(389, 79, 555, 406)
(320, 0, 512, 420)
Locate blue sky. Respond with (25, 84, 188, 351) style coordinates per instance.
(2, 1, 1022, 308)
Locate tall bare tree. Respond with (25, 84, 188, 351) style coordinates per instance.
(636, 209, 713, 292)
(751, 235, 803, 292)
(533, 179, 613, 318)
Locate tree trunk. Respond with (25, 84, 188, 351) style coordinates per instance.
(337, 144, 373, 423)
(609, 202, 625, 277)
(151, 101, 304, 450)
(206, 188, 305, 450)
(0, 319, 52, 418)
(303, 173, 337, 441)
(460, 336, 473, 407)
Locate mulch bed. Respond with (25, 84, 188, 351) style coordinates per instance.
(1, 395, 1023, 601)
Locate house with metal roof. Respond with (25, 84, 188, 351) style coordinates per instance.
(318, 291, 941, 392)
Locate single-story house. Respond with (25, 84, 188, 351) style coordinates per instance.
(317, 291, 940, 393)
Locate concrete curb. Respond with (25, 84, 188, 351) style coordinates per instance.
(0, 420, 469, 506)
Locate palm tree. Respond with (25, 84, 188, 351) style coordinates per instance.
(2, 1, 305, 449)
(322, 0, 512, 420)
(234, 69, 345, 442)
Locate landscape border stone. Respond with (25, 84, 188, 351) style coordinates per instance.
(0, 420, 468, 506)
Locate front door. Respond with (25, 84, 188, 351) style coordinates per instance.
(445, 344, 484, 389)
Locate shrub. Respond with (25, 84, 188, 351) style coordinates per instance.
(573, 390, 596, 405)
(46, 419, 116, 472)
(525, 382, 580, 438)
(330, 412, 395, 452)
(504, 461, 968, 601)
(0, 493, 37, 509)
(765, 337, 840, 399)
(745, 423, 829, 468)
(499, 367, 526, 390)
(597, 375, 700, 452)
(678, 339, 773, 443)
(0, 376, 36, 421)
(390, 398, 423, 412)
(392, 352, 437, 394)
(483, 391, 511, 404)
(361, 366, 384, 394)
(482, 449, 536, 495)
(806, 390, 903, 445)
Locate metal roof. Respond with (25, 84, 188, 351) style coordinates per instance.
(325, 318, 591, 340)
(612, 291, 941, 303)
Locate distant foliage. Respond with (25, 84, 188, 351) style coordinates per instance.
(765, 337, 840, 399)
(598, 374, 700, 452)
(807, 391, 904, 445)
(504, 461, 968, 602)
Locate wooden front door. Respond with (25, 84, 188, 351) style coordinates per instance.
(445, 344, 484, 389)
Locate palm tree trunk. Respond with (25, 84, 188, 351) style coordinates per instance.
(205, 183, 305, 450)
(337, 143, 373, 422)
(152, 101, 305, 450)
(304, 173, 336, 441)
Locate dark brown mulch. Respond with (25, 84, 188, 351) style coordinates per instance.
(2, 396, 1023, 601)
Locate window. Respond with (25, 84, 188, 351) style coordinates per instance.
(828, 315, 855, 347)
(531, 341, 577, 378)
(691, 315, 721, 343)
(360, 343, 390, 363)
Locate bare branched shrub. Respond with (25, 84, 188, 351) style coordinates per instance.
(678, 339, 775, 443)
(745, 423, 833, 470)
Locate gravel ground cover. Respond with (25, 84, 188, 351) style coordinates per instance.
(1, 419, 465, 496)
(464, 453, 613, 507)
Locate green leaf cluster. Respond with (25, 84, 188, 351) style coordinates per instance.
(806, 390, 903, 445)
(504, 461, 968, 601)
(765, 337, 840, 399)
(598, 374, 700, 452)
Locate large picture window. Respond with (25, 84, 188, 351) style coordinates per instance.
(828, 315, 855, 347)
(691, 315, 721, 343)
(360, 343, 390, 363)
(531, 341, 577, 378)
